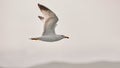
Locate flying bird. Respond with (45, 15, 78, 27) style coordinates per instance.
(30, 4, 69, 42)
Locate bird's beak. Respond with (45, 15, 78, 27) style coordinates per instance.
(30, 37, 40, 40)
(64, 36, 69, 39)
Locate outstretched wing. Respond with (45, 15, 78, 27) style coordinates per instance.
(38, 4, 58, 35)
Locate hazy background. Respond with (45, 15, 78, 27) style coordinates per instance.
(29, 62, 120, 68)
(0, 0, 120, 67)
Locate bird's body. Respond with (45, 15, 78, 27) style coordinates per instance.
(39, 35, 64, 42)
(31, 4, 69, 42)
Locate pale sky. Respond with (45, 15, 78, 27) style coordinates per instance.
(0, 0, 120, 67)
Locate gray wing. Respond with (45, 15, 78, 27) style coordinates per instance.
(38, 4, 58, 35)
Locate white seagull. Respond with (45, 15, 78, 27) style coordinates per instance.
(31, 4, 69, 42)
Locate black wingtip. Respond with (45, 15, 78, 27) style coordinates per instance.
(38, 3, 42, 9)
(38, 3, 50, 11)
(38, 3, 41, 7)
(38, 16, 44, 20)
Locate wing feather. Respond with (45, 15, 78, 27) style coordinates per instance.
(38, 4, 58, 35)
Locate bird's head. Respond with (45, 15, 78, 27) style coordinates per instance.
(61, 35, 69, 39)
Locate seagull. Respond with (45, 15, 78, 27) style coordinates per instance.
(30, 4, 69, 42)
